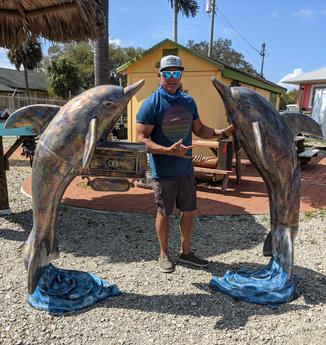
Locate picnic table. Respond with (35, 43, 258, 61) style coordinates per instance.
(0, 121, 36, 214)
(192, 138, 241, 192)
(294, 135, 319, 165)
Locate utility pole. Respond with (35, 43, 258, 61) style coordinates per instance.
(207, 0, 216, 58)
(173, 0, 178, 42)
(260, 43, 266, 78)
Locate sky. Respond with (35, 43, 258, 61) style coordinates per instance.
(1, 0, 325, 91)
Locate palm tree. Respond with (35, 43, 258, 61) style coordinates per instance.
(169, 0, 199, 42)
(94, 0, 109, 86)
(7, 38, 43, 103)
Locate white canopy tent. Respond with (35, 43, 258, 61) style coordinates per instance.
(311, 88, 326, 138)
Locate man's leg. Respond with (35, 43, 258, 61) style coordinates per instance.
(152, 178, 177, 273)
(179, 210, 196, 255)
(177, 174, 209, 268)
(156, 212, 170, 257)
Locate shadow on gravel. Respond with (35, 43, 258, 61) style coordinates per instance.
(68, 262, 325, 329)
(1, 206, 268, 263)
(2, 209, 325, 329)
(0, 210, 32, 242)
(57, 211, 267, 264)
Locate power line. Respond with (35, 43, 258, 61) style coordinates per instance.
(215, 11, 261, 66)
(231, 0, 294, 72)
(216, 8, 261, 55)
(232, 0, 265, 42)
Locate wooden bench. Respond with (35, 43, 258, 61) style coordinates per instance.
(298, 148, 319, 165)
(194, 166, 233, 192)
(192, 138, 240, 192)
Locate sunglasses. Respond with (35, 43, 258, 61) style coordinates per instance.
(160, 70, 182, 79)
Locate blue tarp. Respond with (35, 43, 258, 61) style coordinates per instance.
(210, 258, 295, 309)
(28, 264, 120, 315)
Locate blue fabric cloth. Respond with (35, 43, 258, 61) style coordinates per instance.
(157, 84, 182, 102)
(136, 86, 199, 179)
(27, 264, 120, 315)
(209, 258, 295, 309)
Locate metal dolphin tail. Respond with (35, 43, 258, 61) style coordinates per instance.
(4, 104, 61, 134)
(280, 111, 323, 138)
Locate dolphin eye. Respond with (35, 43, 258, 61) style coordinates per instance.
(102, 100, 114, 107)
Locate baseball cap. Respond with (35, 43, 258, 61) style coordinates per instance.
(159, 55, 184, 71)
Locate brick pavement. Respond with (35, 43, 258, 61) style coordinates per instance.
(19, 156, 326, 216)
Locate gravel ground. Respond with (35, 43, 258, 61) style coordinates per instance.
(0, 157, 325, 345)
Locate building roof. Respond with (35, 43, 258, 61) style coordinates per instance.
(116, 39, 286, 94)
(283, 67, 326, 85)
(0, 82, 14, 92)
(0, 67, 47, 92)
(0, 0, 105, 49)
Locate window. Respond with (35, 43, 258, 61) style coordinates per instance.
(155, 49, 179, 68)
(162, 48, 178, 57)
(310, 85, 326, 108)
(270, 92, 277, 107)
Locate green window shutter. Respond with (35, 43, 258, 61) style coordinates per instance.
(162, 48, 179, 57)
(270, 92, 277, 106)
(156, 49, 180, 68)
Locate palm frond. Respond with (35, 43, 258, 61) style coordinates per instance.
(0, 0, 105, 48)
(168, 0, 199, 17)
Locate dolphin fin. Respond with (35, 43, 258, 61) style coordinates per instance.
(82, 117, 98, 170)
(25, 240, 48, 294)
(280, 112, 323, 139)
(4, 104, 61, 134)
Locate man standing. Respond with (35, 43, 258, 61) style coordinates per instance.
(136, 55, 233, 273)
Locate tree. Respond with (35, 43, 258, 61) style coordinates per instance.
(7, 38, 43, 102)
(280, 89, 298, 110)
(47, 57, 81, 98)
(63, 42, 95, 89)
(187, 38, 258, 75)
(108, 44, 144, 85)
(169, 0, 199, 42)
(46, 42, 145, 88)
(94, 0, 109, 86)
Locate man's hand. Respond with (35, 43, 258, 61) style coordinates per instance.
(168, 139, 193, 158)
(224, 124, 234, 137)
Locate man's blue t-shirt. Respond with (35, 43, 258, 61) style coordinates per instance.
(136, 86, 199, 179)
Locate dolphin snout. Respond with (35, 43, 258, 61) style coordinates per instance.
(124, 79, 145, 101)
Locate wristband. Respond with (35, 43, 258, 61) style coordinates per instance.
(221, 129, 228, 139)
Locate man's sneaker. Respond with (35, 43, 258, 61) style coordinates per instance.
(158, 256, 174, 273)
(179, 252, 209, 268)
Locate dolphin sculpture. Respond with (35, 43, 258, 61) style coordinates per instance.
(210, 78, 322, 305)
(5, 80, 145, 294)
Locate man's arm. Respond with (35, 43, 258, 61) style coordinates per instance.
(192, 118, 234, 140)
(136, 123, 192, 158)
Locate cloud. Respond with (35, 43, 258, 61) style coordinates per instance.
(109, 38, 122, 46)
(0, 48, 13, 69)
(271, 12, 279, 18)
(292, 9, 314, 18)
(278, 68, 303, 89)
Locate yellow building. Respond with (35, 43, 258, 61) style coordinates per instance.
(117, 39, 286, 149)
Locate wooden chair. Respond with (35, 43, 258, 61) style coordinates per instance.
(193, 139, 239, 192)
